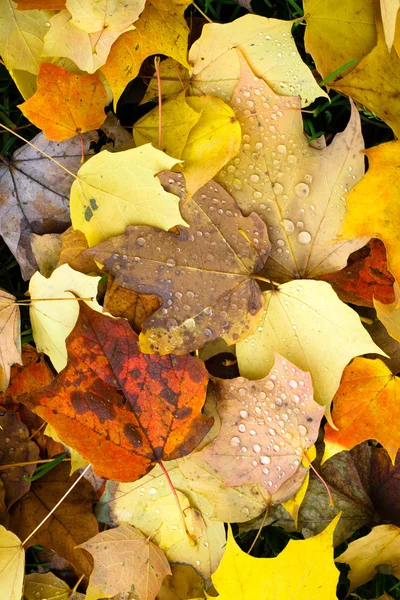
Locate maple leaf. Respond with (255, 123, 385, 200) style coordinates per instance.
(209, 518, 340, 599)
(29, 264, 103, 372)
(189, 14, 327, 107)
(42, 11, 128, 73)
(18, 64, 107, 142)
(370, 447, 400, 526)
(337, 524, 400, 591)
(248, 443, 374, 547)
(0, 129, 97, 279)
(0, 413, 39, 509)
(70, 145, 186, 247)
(332, 13, 400, 138)
(102, 0, 191, 106)
(134, 93, 241, 197)
(237, 280, 385, 417)
(0, 290, 21, 392)
(24, 572, 85, 600)
(339, 141, 400, 290)
(87, 173, 270, 355)
(216, 53, 367, 281)
(303, 0, 376, 78)
(80, 524, 171, 600)
(196, 354, 323, 494)
(65, 0, 145, 33)
(23, 302, 211, 481)
(9, 462, 98, 576)
(319, 239, 395, 307)
(0, 0, 54, 76)
(0, 525, 24, 600)
(323, 357, 400, 464)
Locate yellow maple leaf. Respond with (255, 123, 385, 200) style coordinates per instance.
(303, 0, 376, 78)
(210, 516, 340, 599)
(337, 524, 400, 591)
(338, 141, 400, 288)
(0, 525, 24, 600)
(70, 144, 186, 247)
(65, 0, 145, 33)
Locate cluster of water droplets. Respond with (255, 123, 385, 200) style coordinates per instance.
(223, 358, 318, 492)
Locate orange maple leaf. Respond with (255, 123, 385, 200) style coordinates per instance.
(21, 303, 211, 481)
(18, 64, 107, 142)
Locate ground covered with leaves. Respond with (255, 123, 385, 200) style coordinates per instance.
(0, 0, 400, 598)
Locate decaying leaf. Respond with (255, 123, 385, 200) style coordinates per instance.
(323, 358, 400, 464)
(337, 524, 400, 591)
(210, 518, 340, 599)
(19, 64, 107, 141)
(236, 280, 385, 417)
(23, 302, 211, 481)
(0, 129, 96, 279)
(8, 462, 98, 576)
(80, 524, 171, 600)
(70, 145, 185, 247)
(216, 53, 367, 280)
(189, 15, 327, 107)
(102, 0, 191, 106)
(87, 173, 270, 355)
(0, 525, 24, 600)
(0, 412, 39, 508)
(29, 264, 103, 372)
(196, 353, 323, 494)
(0, 291, 20, 392)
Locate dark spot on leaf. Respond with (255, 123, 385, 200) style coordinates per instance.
(174, 406, 192, 419)
(124, 424, 142, 448)
(89, 198, 98, 211)
(159, 386, 177, 405)
(71, 390, 89, 415)
(85, 206, 93, 222)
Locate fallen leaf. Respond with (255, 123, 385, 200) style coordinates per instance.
(9, 462, 98, 576)
(236, 280, 385, 417)
(29, 264, 103, 372)
(0, 343, 54, 404)
(102, 0, 191, 106)
(0, 291, 21, 392)
(70, 145, 185, 247)
(103, 274, 161, 334)
(56, 227, 99, 274)
(134, 94, 241, 196)
(319, 239, 395, 307)
(97, 474, 225, 582)
(336, 524, 400, 591)
(19, 64, 107, 142)
(374, 282, 400, 344)
(323, 357, 400, 464)
(189, 14, 327, 107)
(80, 524, 171, 600)
(42, 11, 127, 73)
(157, 565, 206, 600)
(196, 354, 323, 495)
(0, 129, 97, 279)
(30, 233, 62, 277)
(303, 0, 376, 78)
(23, 302, 211, 482)
(370, 447, 400, 526)
(0, 0, 54, 75)
(281, 445, 317, 528)
(66, 0, 145, 33)
(339, 141, 400, 287)
(87, 173, 270, 354)
(216, 53, 367, 280)
(0, 412, 39, 508)
(332, 15, 400, 138)
(24, 572, 85, 600)
(210, 517, 340, 599)
(250, 443, 374, 547)
(141, 58, 189, 105)
(380, 0, 400, 50)
(44, 423, 89, 474)
(0, 525, 24, 600)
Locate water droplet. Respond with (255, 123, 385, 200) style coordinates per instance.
(298, 424, 308, 435)
(241, 446, 248, 453)
(240, 410, 249, 419)
(149, 487, 157, 495)
(204, 328, 212, 337)
(238, 424, 246, 433)
(233, 178, 242, 190)
(297, 231, 312, 245)
(289, 380, 298, 389)
(265, 381, 275, 390)
(253, 444, 261, 453)
(166, 258, 176, 267)
(273, 444, 280, 452)
(136, 237, 146, 247)
(250, 174, 259, 183)
(273, 182, 283, 195)
(44, 21, 51, 27)
(260, 456, 271, 465)
(282, 219, 294, 233)
(231, 436, 241, 446)
(262, 467, 269, 475)
(294, 182, 310, 198)
(242, 506, 250, 516)
(277, 144, 287, 154)
(250, 429, 256, 436)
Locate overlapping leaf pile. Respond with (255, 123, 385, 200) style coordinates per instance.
(1, 0, 400, 598)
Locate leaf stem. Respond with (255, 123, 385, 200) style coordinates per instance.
(0, 458, 71, 471)
(22, 464, 91, 547)
(154, 57, 163, 151)
(302, 452, 334, 506)
(158, 460, 197, 547)
(247, 503, 270, 555)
